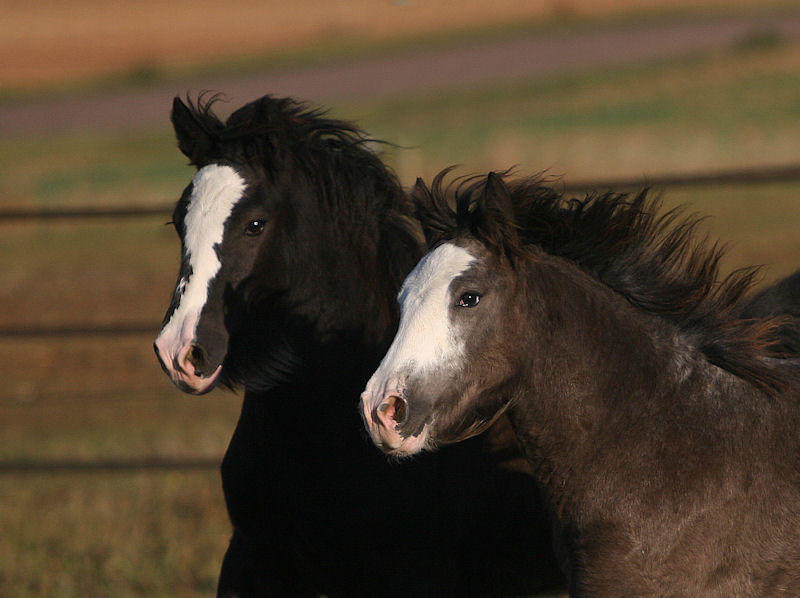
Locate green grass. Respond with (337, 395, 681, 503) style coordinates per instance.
(335, 39, 800, 183)
(3, 27, 800, 598)
(0, 130, 185, 209)
(4, 37, 800, 210)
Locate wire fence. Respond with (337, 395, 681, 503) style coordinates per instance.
(562, 163, 800, 193)
(0, 457, 221, 475)
(5, 162, 800, 475)
(3, 162, 800, 224)
(0, 205, 171, 222)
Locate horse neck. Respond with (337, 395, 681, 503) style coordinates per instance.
(292, 199, 422, 369)
(331, 211, 422, 354)
(504, 256, 767, 522)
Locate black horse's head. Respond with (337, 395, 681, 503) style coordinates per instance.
(154, 94, 416, 394)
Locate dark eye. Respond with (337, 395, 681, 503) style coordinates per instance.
(457, 292, 481, 308)
(245, 220, 266, 236)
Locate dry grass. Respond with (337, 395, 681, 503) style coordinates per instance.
(3, 15, 800, 596)
(0, 218, 177, 328)
(0, 386, 240, 461)
(0, 198, 239, 597)
(0, 470, 230, 598)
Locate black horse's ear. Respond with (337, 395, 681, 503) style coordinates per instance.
(171, 97, 220, 166)
(411, 177, 429, 200)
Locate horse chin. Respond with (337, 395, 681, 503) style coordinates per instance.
(388, 429, 430, 457)
(173, 365, 223, 396)
(378, 425, 430, 457)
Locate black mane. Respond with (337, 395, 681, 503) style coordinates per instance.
(413, 171, 789, 394)
(177, 93, 367, 166)
(179, 94, 410, 229)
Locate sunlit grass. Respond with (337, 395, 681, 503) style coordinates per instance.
(2, 0, 793, 100)
(0, 385, 240, 461)
(338, 40, 800, 182)
(0, 218, 178, 327)
(0, 129, 184, 208)
(4, 39, 800, 210)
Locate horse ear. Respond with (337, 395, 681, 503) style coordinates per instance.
(411, 177, 441, 247)
(482, 172, 515, 220)
(475, 172, 520, 258)
(410, 177, 428, 207)
(171, 97, 219, 166)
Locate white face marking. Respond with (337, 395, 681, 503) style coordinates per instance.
(365, 243, 476, 399)
(156, 164, 247, 353)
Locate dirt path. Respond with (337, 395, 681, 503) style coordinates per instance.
(2, 13, 800, 136)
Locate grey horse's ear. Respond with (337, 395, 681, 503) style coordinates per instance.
(171, 96, 223, 167)
(410, 177, 441, 248)
(482, 171, 515, 220)
(474, 172, 521, 261)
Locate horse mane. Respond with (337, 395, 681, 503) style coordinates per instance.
(412, 170, 789, 395)
(178, 92, 369, 165)
(179, 93, 408, 221)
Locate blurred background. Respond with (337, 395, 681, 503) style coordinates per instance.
(2, 1, 800, 595)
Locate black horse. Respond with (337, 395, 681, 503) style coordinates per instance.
(361, 171, 800, 596)
(154, 95, 565, 597)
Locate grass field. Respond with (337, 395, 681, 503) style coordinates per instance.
(2, 470, 229, 597)
(3, 9, 800, 597)
(343, 36, 800, 182)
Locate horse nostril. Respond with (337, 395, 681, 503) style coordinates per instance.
(377, 395, 409, 426)
(394, 396, 408, 424)
(186, 344, 209, 377)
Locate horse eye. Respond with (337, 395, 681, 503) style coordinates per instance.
(245, 220, 266, 236)
(457, 292, 481, 308)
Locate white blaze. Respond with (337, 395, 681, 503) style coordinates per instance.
(156, 164, 247, 353)
(365, 243, 475, 398)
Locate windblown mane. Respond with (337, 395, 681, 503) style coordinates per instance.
(413, 170, 789, 394)
(179, 93, 412, 232)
